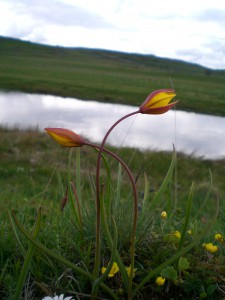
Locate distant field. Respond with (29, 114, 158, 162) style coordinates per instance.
(0, 36, 225, 116)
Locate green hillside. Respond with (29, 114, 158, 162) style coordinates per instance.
(0, 36, 225, 115)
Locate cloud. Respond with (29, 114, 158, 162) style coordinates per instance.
(13, 0, 111, 28)
(196, 9, 225, 23)
(1, 0, 112, 38)
(176, 40, 225, 69)
(1, 0, 225, 69)
(1, 0, 114, 46)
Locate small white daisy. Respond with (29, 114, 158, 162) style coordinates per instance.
(42, 294, 74, 300)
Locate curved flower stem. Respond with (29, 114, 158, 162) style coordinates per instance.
(85, 142, 137, 289)
(92, 109, 140, 297)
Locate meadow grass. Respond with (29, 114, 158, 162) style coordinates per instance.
(1, 36, 225, 116)
(1, 36, 225, 299)
(0, 127, 225, 299)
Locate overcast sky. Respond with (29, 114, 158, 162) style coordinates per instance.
(1, 0, 225, 69)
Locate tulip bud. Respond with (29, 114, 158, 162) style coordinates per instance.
(45, 128, 85, 147)
(139, 89, 177, 114)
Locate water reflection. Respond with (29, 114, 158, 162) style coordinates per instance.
(1, 91, 225, 160)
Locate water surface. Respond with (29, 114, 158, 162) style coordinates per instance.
(1, 91, 225, 160)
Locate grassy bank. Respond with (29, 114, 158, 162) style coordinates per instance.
(1, 127, 225, 299)
(1, 127, 225, 206)
(1, 36, 225, 116)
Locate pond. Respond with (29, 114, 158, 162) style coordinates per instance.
(1, 91, 225, 160)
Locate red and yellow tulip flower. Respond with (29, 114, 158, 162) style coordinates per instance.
(139, 89, 177, 114)
(44, 128, 85, 147)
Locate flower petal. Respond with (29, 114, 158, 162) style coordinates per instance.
(139, 89, 177, 114)
(45, 128, 85, 147)
(141, 101, 178, 114)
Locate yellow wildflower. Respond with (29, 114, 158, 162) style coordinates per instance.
(156, 276, 166, 286)
(161, 211, 167, 219)
(187, 230, 192, 235)
(204, 243, 218, 253)
(125, 265, 137, 278)
(174, 231, 181, 239)
(215, 233, 224, 242)
(101, 262, 119, 277)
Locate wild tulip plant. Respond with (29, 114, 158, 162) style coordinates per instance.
(10, 89, 220, 299)
(45, 89, 178, 298)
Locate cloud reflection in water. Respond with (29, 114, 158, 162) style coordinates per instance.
(1, 91, 225, 160)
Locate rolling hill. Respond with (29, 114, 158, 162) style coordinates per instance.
(0, 36, 225, 115)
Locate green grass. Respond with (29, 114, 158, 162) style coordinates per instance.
(0, 127, 224, 299)
(1, 36, 225, 116)
(1, 127, 225, 207)
(0, 36, 225, 299)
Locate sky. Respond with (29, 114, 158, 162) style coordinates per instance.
(1, 0, 225, 69)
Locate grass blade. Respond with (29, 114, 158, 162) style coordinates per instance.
(11, 207, 42, 300)
(178, 182, 194, 251)
(149, 147, 176, 209)
(10, 210, 118, 299)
